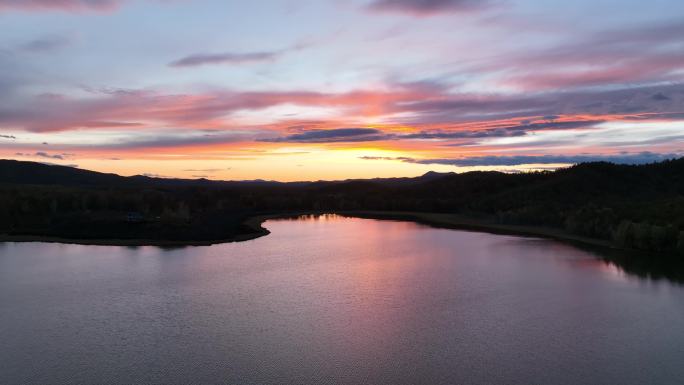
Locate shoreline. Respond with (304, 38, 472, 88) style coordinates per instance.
(0, 210, 617, 251)
(336, 211, 615, 249)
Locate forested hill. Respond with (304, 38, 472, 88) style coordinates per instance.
(1, 158, 683, 254)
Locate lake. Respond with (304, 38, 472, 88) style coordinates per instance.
(1, 214, 684, 384)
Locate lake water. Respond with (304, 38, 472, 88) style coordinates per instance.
(2, 214, 684, 385)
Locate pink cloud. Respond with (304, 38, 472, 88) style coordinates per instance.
(0, 85, 435, 132)
(467, 20, 684, 91)
(2, 82, 684, 155)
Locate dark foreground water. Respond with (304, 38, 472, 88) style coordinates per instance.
(2, 215, 684, 385)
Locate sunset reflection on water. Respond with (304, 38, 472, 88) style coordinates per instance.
(2, 215, 684, 385)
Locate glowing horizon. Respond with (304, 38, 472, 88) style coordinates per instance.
(1, 0, 683, 181)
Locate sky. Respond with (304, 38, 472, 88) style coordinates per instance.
(1, 0, 683, 181)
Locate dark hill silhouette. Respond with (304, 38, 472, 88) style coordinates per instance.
(0, 160, 128, 186)
(0, 160, 293, 188)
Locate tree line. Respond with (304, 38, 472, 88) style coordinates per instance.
(1, 158, 683, 254)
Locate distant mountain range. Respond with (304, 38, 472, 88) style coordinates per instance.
(0, 159, 455, 188)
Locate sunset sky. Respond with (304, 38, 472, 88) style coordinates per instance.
(1, 0, 683, 181)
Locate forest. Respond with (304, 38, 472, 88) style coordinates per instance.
(1, 158, 683, 255)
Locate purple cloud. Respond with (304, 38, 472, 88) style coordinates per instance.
(368, 0, 490, 15)
(491, 20, 684, 91)
(35, 151, 65, 159)
(14, 151, 73, 160)
(361, 152, 682, 167)
(20, 35, 71, 52)
(262, 128, 391, 143)
(400, 120, 604, 140)
(169, 51, 280, 68)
